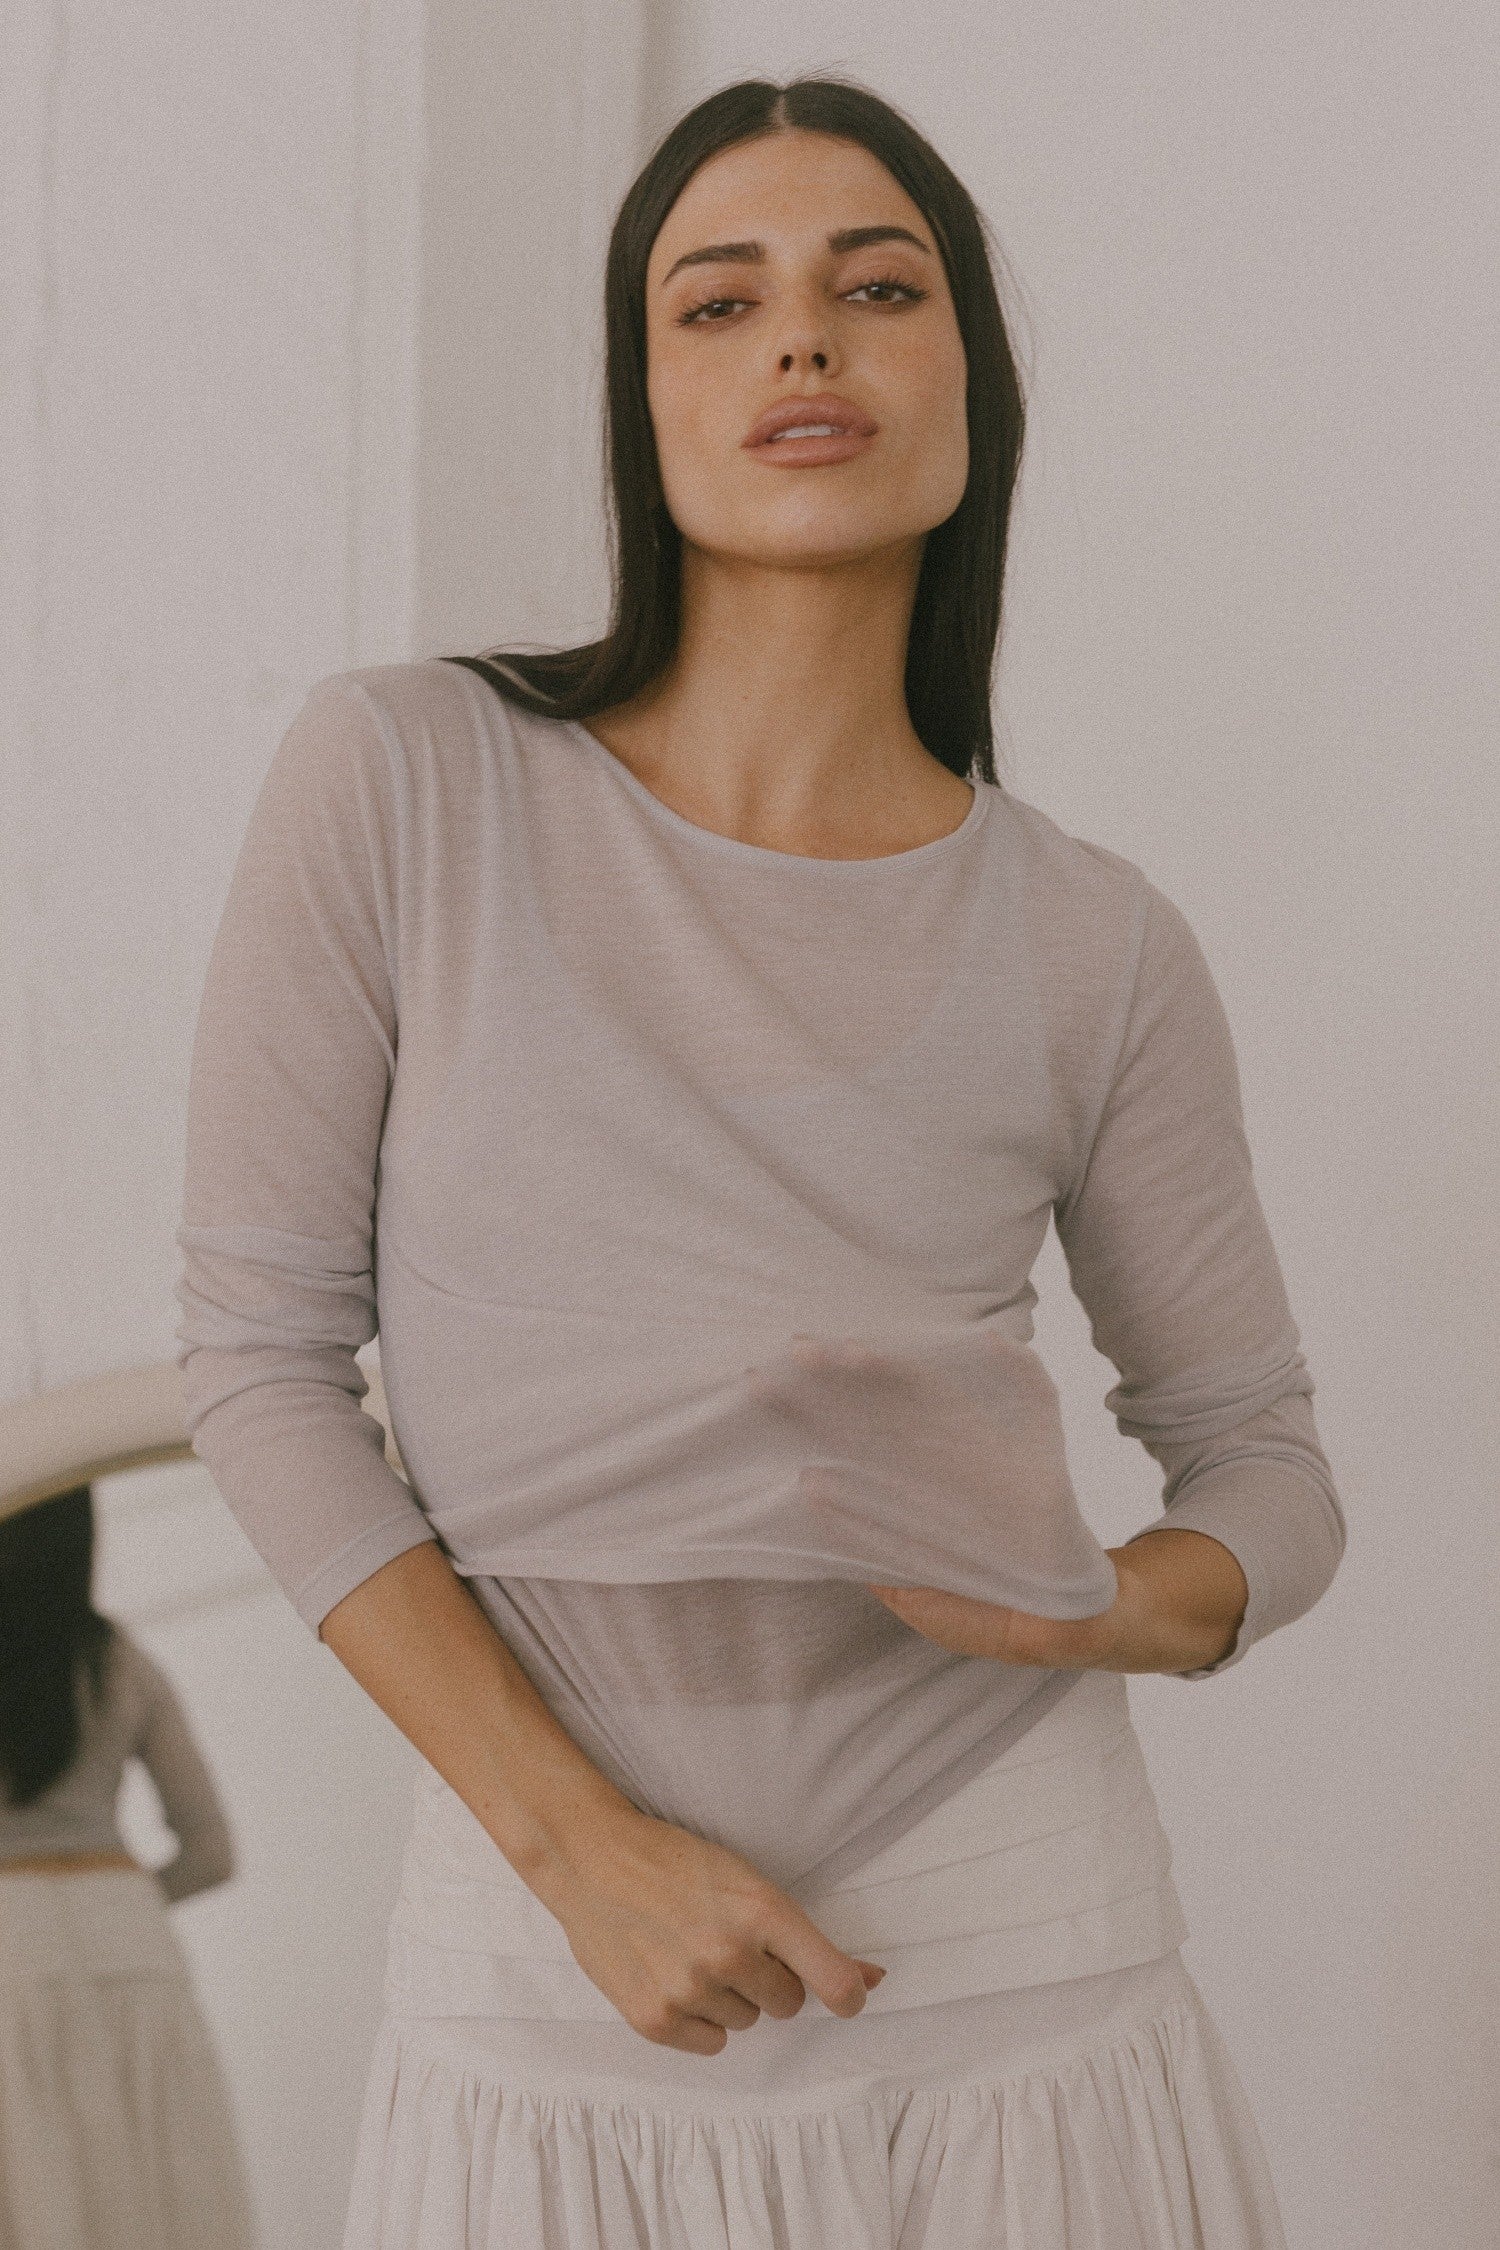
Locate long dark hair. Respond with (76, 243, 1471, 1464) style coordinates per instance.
(441, 73, 1031, 788)
(0, 1485, 116, 1807)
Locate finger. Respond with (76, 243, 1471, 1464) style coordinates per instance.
(739, 1947, 882, 2010)
(868, 1580, 1092, 1669)
(880, 1580, 1064, 1654)
(694, 1984, 762, 2034)
(762, 1902, 873, 2019)
(665, 2013, 730, 2056)
(728, 1950, 808, 2021)
(867, 1581, 1009, 1660)
(873, 1584, 1000, 1632)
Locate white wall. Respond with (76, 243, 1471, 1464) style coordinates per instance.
(411, 0, 648, 654)
(0, 0, 649, 2235)
(3, 1, 1494, 2242)
(0, 1, 432, 2234)
(657, 8, 1498, 2243)
(0, 0, 426, 1405)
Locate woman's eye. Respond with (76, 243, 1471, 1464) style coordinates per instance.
(677, 295, 748, 326)
(676, 275, 928, 327)
(848, 277, 928, 306)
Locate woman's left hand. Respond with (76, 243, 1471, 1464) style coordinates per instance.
(868, 1526, 1251, 1677)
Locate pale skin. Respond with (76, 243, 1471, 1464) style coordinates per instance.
(320, 125, 1251, 2058)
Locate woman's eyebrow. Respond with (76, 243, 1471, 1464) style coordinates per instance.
(659, 224, 933, 286)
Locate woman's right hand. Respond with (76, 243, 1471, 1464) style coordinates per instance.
(531, 1802, 885, 2056)
(318, 1546, 883, 2057)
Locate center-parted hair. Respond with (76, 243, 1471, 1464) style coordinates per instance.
(443, 73, 1031, 788)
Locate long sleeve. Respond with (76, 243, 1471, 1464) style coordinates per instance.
(1053, 877, 1346, 1679)
(125, 1641, 236, 1903)
(174, 677, 438, 1631)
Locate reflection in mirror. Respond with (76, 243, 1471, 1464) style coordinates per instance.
(0, 1479, 254, 2247)
(0, 1447, 419, 2249)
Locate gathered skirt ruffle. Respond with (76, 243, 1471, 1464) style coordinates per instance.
(342, 1948, 1287, 2249)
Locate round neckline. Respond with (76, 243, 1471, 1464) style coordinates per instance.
(561, 719, 990, 870)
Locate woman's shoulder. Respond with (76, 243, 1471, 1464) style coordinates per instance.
(985, 786, 1215, 1021)
(306, 656, 550, 745)
(274, 656, 476, 763)
(990, 782, 1149, 906)
(278, 656, 561, 809)
(986, 784, 1158, 962)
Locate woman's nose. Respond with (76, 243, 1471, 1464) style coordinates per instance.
(773, 330, 845, 375)
(773, 288, 845, 380)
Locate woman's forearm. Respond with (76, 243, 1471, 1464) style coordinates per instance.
(317, 1541, 635, 1898)
(316, 1540, 883, 2052)
(1112, 1525, 1251, 1672)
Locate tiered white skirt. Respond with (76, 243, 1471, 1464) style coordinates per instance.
(0, 1865, 256, 2250)
(344, 1674, 1289, 2248)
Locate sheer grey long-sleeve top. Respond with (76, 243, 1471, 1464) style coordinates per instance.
(173, 659, 1345, 1890)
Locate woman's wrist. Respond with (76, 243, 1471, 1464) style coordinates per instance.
(489, 1748, 647, 1902)
(319, 1541, 645, 1899)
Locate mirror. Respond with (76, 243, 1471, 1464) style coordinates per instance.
(0, 1358, 418, 2249)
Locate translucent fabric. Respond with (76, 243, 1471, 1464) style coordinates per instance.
(379, 1671, 1190, 2018)
(174, 659, 1345, 1892)
(465, 1574, 1092, 1892)
(462, 1310, 1131, 1887)
(742, 1329, 1115, 1611)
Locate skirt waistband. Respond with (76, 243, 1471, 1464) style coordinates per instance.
(0, 1865, 186, 1985)
(385, 1669, 1188, 2020)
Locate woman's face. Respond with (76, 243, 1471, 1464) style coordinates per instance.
(644, 128, 969, 569)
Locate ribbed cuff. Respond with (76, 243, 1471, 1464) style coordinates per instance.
(1121, 1454, 1341, 1680)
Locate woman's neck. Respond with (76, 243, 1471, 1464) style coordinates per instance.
(583, 546, 970, 858)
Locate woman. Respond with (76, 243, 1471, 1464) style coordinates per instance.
(174, 75, 1346, 2248)
(0, 1485, 256, 2249)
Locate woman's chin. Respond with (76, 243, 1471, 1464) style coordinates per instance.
(688, 515, 931, 576)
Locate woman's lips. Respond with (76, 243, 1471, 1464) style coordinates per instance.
(745, 427, 877, 466)
(741, 393, 880, 465)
